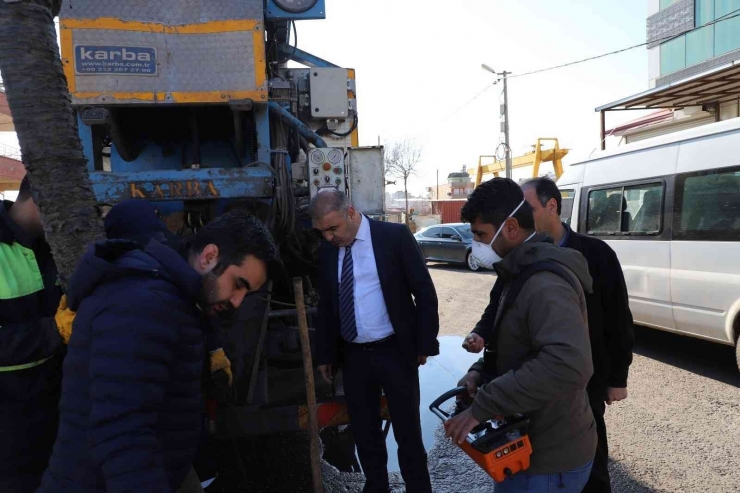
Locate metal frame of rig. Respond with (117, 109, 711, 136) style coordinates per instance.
(59, 1, 388, 490)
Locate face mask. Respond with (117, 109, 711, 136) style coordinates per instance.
(471, 200, 527, 270)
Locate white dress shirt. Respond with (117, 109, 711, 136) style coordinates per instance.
(338, 215, 395, 343)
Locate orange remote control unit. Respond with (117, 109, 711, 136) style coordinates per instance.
(430, 386, 533, 483)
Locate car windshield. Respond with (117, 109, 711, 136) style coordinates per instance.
(456, 226, 474, 239)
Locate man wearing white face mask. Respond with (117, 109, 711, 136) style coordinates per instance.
(444, 178, 597, 493)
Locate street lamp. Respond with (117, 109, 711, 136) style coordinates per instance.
(481, 64, 511, 179)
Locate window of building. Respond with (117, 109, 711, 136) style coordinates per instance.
(587, 183, 664, 235)
(661, 36, 686, 75)
(674, 166, 740, 241)
(696, 0, 715, 25)
(560, 189, 576, 226)
(715, 0, 740, 18)
(686, 25, 715, 65)
(660, 0, 680, 10)
(715, 14, 740, 56)
(661, 0, 740, 75)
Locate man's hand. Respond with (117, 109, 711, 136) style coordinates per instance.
(55, 295, 76, 344)
(417, 355, 428, 366)
(444, 407, 481, 445)
(462, 333, 485, 353)
(318, 364, 333, 384)
(457, 370, 482, 399)
(606, 387, 628, 405)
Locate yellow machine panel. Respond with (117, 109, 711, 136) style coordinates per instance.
(59, 0, 267, 105)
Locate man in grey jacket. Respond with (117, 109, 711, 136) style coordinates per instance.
(445, 178, 597, 493)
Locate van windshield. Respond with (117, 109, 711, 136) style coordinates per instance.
(560, 189, 575, 226)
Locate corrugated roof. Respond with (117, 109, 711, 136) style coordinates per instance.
(597, 60, 740, 112)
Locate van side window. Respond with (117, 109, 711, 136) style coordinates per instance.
(560, 189, 575, 226)
(674, 166, 740, 241)
(587, 183, 663, 235)
(626, 184, 663, 233)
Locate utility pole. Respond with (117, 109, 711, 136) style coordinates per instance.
(501, 71, 512, 179)
(436, 168, 439, 201)
(482, 64, 512, 179)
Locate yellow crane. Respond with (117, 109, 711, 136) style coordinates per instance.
(474, 138, 569, 187)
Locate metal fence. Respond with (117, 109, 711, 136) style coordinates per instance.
(0, 142, 21, 161)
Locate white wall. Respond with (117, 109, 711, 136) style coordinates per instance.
(648, 0, 660, 16)
(1, 191, 19, 201)
(648, 46, 661, 87)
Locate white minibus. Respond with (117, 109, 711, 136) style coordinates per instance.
(558, 118, 740, 369)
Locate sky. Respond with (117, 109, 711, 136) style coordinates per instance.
(295, 0, 652, 193)
(1, 0, 652, 197)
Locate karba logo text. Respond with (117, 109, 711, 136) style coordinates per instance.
(78, 47, 153, 62)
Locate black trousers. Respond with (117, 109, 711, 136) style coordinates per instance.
(342, 338, 432, 493)
(583, 395, 611, 493)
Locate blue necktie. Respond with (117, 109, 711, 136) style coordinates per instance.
(339, 242, 358, 342)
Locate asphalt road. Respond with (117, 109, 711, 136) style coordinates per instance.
(426, 263, 740, 493)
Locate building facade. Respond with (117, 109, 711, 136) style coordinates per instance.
(427, 166, 474, 200)
(649, 0, 740, 87)
(603, 0, 740, 144)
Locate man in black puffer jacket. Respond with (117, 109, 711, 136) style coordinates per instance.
(39, 208, 280, 493)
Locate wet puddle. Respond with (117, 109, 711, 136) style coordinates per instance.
(322, 336, 479, 473)
(387, 336, 479, 471)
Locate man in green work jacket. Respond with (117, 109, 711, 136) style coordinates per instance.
(0, 177, 68, 493)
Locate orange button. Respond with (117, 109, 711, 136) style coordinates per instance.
(322, 162, 331, 171)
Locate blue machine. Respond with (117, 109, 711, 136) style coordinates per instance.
(59, 0, 358, 237)
(58, 3, 386, 487)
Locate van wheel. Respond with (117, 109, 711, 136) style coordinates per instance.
(466, 252, 480, 272)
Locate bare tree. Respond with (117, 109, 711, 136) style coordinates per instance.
(0, 0, 104, 287)
(385, 139, 422, 228)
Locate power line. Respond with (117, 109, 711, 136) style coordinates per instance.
(508, 8, 740, 80)
(404, 8, 740, 139)
(410, 82, 496, 137)
(441, 84, 495, 119)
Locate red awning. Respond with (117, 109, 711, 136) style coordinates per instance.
(608, 109, 674, 136)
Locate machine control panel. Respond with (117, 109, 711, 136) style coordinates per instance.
(308, 148, 346, 196)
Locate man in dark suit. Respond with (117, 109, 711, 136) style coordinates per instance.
(522, 177, 634, 493)
(310, 189, 439, 493)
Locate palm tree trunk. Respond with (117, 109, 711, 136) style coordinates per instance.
(0, 0, 104, 288)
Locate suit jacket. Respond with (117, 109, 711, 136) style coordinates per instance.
(315, 218, 440, 366)
(561, 223, 634, 394)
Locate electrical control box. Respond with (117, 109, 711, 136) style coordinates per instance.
(349, 146, 385, 215)
(308, 148, 346, 196)
(309, 68, 350, 119)
(59, 0, 267, 105)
